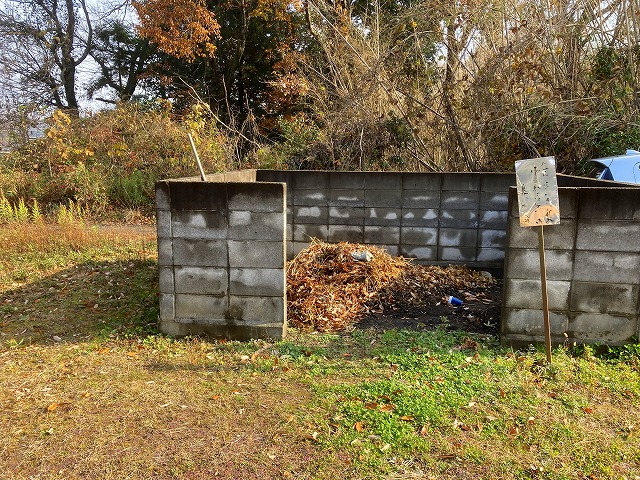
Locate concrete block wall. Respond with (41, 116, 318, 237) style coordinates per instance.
(501, 187, 640, 346)
(156, 179, 287, 340)
(256, 170, 514, 269)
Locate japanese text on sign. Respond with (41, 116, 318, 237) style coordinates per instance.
(515, 156, 560, 227)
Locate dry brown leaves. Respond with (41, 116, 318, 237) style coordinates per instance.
(286, 240, 495, 332)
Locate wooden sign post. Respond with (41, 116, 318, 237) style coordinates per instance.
(515, 157, 560, 364)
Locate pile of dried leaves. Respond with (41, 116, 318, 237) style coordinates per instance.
(286, 240, 495, 332)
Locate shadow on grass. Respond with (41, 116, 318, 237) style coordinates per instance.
(0, 258, 159, 348)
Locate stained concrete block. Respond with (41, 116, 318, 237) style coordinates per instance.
(507, 218, 576, 250)
(439, 229, 478, 247)
(175, 267, 228, 295)
(570, 282, 639, 315)
(576, 221, 640, 252)
(156, 210, 171, 238)
(172, 211, 228, 239)
(400, 245, 437, 260)
(293, 206, 328, 225)
(229, 240, 284, 269)
(294, 171, 330, 189)
(175, 294, 228, 319)
(578, 188, 640, 220)
(402, 173, 442, 190)
(364, 189, 402, 207)
(479, 229, 507, 248)
(441, 191, 480, 210)
(364, 226, 400, 244)
(442, 174, 481, 191)
(329, 207, 365, 225)
(573, 250, 640, 284)
(229, 211, 285, 241)
(401, 208, 439, 227)
(379, 245, 399, 256)
(293, 242, 310, 256)
(505, 248, 574, 280)
(501, 308, 568, 335)
(169, 182, 228, 211)
(439, 247, 476, 262)
(504, 278, 571, 310)
(365, 172, 403, 190)
(228, 183, 284, 212)
(228, 296, 285, 324)
(293, 189, 328, 206)
(401, 226, 438, 245)
(158, 319, 286, 340)
(160, 294, 175, 320)
(329, 171, 365, 189)
(173, 238, 228, 267)
(286, 241, 294, 260)
(481, 174, 515, 192)
(255, 169, 293, 184)
(157, 238, 173, 266)
(568, 314, 638, 345)
(480, 192, 509, 210)
(159, 267, 174, 293)
(402, 191, 441, 209)
(230, 268, 285, 296)
(328, 189, 365, 207)
(223, 169, 257, 182)
(439, 210, 478, 228)
(286, 223, 292, 243)
(365, 208, 402, 226)
(479, 210, 509, 229)
(293, 224, 328, 242)
(156, 182, 170, 210)
(328, 225, 364, 242)
(477, 248, 505, 262)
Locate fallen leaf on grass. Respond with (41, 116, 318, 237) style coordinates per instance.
(354, 421, 364, 432)
(211, 394, 221, 400)
(419, 425, 428, 436)
(582, 407, 593, 414)
(399, 415, 414, 422)
(364, 402, 378, 409)
(380, 404, 395, 412)
(46, 402, 72, 412)
(437, 454, 455, 460)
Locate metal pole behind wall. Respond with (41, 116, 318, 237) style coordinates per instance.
(188, 132, 207, 182)
(538, 225, 552, 364)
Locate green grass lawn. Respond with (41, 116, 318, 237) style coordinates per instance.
(1, 223, 639, 479)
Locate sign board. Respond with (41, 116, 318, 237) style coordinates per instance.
(515, 156, 560, 227)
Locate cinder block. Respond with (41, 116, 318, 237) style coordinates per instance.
(223, 169, 257, 182)
(401, 226, 438, 245)
(169, 182, 228, 211)
(228, 296, 285, 324)
(172, 211, 228, 239)
(329, 207, 364, 225)
(229, 268, 285, 296)
(364, 226, 400, 244)
(328, 189, 365, 207)
(578, 188, 640, 220)
(364, 189, 402, 207)
(568, 314, 638, 345)
(505, 248, 574, 280)
(294, 206, 328, 225)
(175, 267, 228, 295)
(159, 293, 175, 320)
(228, 183, 284, 212)
(479, 210, 509, 229)
(159, 267, 174, 293)
(155, 182, 170, 210)
(175, 293, 228, 319)
(479, 229, 507, 248)
(504, 278, 571, 310)
(439, 229, 478, 247)
(365, 172, 403, 190)
(229, 240, 284, 268)
(507, 218, 576, 250)
(439, 210, 478, 228)
(286, 241, 294, 260)
(293, 171, 330, 189)
(157, 238, 173, 266)
(173, 238, 228, 267)
(576, 220, 640, 252)
(480, 192, 509, 210)
(156, 210, 171, 238)
(293, 242, 310, 256)
(477, 248, 505, 262)
(401, 208, 439, 227)
(328, 225, 364, 242)
(441, 191, 480, 210)
(229, 211, 285, 241)
(402, 173, 442, 190)
(255, 169, 294, 184)
(293, 189, 328, 206)
(438, 247, 476, 262)
(570, 282, 639, 315)
(481, 173, 515, 192)
(329, 172, 365, 189)
(442, 174, 481, 191)
(400, 246, 437, 260)
(365, 208, 402, 226)
(558, 188, 578, 218)
(293, 224, 328, 242)
(286, 223, 292, 243)
(402, 191, 441, 209)
(379, 245, 399, 256)
(573, 251, 640, 284)
(501, 308, 568, 336)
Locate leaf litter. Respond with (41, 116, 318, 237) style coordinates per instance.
(286, 240, 496, 332)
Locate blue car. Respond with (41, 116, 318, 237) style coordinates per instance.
(590, 149, 640, 184)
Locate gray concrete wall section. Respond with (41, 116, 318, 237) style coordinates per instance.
(501, 187, 640, 347)
(155, 179, 287, 340)
(256, 170, 514, 268)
